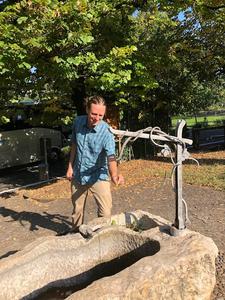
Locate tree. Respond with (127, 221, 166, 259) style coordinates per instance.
(120, 0, 225, 130)
(0, 0, 144, 122)
(0, 0, 224, 129)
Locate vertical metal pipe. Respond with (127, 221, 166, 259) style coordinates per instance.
(174, 120, 186, 230)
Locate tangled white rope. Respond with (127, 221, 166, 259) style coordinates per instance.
(111, 125, 199, 227)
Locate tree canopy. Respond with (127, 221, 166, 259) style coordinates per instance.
(0, 0, 224, 128)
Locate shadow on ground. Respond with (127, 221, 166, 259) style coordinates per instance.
(0, 206, 71, 233)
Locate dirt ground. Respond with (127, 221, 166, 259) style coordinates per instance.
(0, 159, 225, 299)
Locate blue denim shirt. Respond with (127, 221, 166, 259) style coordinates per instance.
(72, 115, 115, 185)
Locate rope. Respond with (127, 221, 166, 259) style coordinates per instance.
(116, 127, 153, 162)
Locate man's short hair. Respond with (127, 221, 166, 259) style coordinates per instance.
(84, 96, 106, 110)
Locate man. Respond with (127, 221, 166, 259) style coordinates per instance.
(66, 95, 124, 232)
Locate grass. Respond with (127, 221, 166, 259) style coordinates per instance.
(118, 150, 225, 191)
(183, 163, 225, 190)
(172, 115, 225, 127)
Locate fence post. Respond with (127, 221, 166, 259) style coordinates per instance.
(192, 127, 200, 150)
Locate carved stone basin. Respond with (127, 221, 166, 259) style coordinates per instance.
(0, 210, 218, 300)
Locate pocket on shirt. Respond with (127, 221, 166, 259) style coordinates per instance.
(89, 145, 103, 155)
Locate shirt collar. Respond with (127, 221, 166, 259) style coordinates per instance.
(93, 121, 103, 132)
(83, 116, 103, 133)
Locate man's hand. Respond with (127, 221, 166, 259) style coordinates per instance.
(66, 166, 73, 181)
(108, 155, 124, 186)
(111, 174, 124, 186)
(66, 142, 76, 181)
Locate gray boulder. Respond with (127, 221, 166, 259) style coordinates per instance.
(0, 210, 218, 300)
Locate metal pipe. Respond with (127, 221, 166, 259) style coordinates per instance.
(173, 120, 186, 231)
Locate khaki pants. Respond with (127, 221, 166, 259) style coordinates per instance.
(71, 180, 112, 228)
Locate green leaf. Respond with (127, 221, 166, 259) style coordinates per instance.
(0, 68, 9, 74)
(66, 57, 82, 66)
(52, 56, 63, 63)
(18, 62, 31, 69)
(0, 116, 10, 124)
(23, 62, 31, 69)
(17, 16, 28, 24)
(79, 34, 94, 44)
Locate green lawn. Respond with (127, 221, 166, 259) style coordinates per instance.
(172, 115, 225, 127)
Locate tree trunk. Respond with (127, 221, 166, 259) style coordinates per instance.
(71, 79, 86, 116)
(153, 108, 171, 133)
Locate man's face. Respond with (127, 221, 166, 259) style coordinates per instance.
(87, 103, 106, 127)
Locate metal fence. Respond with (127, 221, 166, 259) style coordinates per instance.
(189, 125, 225, 150)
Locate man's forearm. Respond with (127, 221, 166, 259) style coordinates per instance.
(108, 159, 118, 179)
(68, 143, 76, 166)
(66, 143, 76, 179)
(108, 157, 124, 185)
(68, 143, 76, 170)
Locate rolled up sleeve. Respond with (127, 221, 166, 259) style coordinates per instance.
(104, 130, 115, 157)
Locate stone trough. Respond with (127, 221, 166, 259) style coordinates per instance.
(0, 210, 218, 300)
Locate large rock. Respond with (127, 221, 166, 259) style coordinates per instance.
(0, 210, 218, 300)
